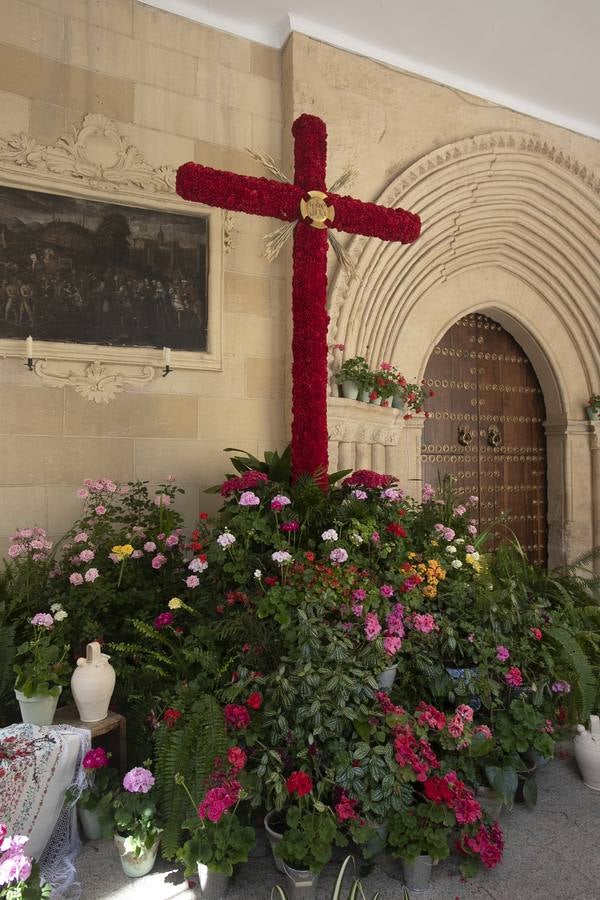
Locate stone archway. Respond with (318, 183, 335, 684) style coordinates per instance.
(328, 132, 600, 567)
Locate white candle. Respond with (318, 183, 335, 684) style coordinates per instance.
(26, 336, 33, 359)
(163, 347, 171, 366)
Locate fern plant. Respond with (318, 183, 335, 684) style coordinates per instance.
(154, 690, 228, 859)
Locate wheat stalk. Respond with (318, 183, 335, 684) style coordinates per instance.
(328, 166, 359, 195)
(328, 231, 357, 280)
(246, 147, 290, 183)
(263, 220, 297, 261)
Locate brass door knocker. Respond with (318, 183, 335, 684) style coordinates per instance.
(458, 425, 473, 446)
(487, 425, 502, 448)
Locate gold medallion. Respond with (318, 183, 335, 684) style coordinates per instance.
(299, 190, 335, 229)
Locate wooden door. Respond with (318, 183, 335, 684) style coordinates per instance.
(421, 314, 547, 565)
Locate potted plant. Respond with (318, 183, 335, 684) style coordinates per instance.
(371, 363, 399, 407)
(387, 800, 452, 891)
(0, 825, 51, 899)
(395, 380, 433, 418)
(13, 606, 69, 726)
(492, 699, 555, 806)
(176, 764, 255, 900)
(335, 356, 373, 401)
(76, 747, 119, 840)
(112, 766, 162, 877)
(272, 855, 384, 899)
(586, 394, 600, 421)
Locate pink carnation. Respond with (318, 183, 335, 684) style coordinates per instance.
(504, 666, 523, 688)
(186, 575, 200, 589)
(154, 493, 171, 508)
(85, 568, 100, 583)
(69, 572, 84, 586)
(151, 553, 167, 570)
(165, 534, 179, 548)
(496, 645, 510, 661)
(79, 549, 95, 562)
(30, 613, 53, 628)
(74, 532, 88, 543)
(95, 505, 107, 516)
(144, 541, 157, 552)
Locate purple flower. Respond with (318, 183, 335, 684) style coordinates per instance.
(381, 488, 403, 501)
(239, 491, 260, 506)
(422, 483, 435, 503)
(352, 589, 367, 601)
(379, 584, 395, 598)
(30, 612, 53, 628)
(69, 573, 84, 586)
(551, 680, 571, 694)
(351, 489, 368, 500)
(496, 645, 510, 661)
(122, 767, 155, 794)
(330, 548, 348, 564)
(352, 604, 363, 616)
(0, 851, 32, 887)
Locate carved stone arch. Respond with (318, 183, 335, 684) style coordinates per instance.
(327, 132, 600, 566)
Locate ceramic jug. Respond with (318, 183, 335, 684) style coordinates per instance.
(71, 641, 116, 722)
(573, 715, 600, 791)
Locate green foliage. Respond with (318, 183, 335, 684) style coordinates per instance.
(112, 787, 161, 857)
(272, 855, 383, 900)
(13, 611, 69, 698)
(387, 803, 452, 862)
(177, 814, 255, 877)
(277, 806, 341, 873)
(206, 445, 349, 493)
(154, 693, 228, 859)
(494, 699, 554, 758)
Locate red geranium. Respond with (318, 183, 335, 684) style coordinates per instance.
(162, 708, 182, 728)
(227, 747, 247, 770)
(224, 704, 251, 730)
(386, 522, 407, 538)
(246, 691, 263, 710)
(286, 770, 313, 797)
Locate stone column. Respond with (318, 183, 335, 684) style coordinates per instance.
(590, 423, 600, 574)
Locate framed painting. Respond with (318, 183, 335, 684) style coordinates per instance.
(0, 114, 225, 394)
(0, 184, 209, 352)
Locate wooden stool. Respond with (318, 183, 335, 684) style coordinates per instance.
(54, 705, 127, 774)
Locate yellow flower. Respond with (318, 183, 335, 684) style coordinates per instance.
(111, 544, 134, 561)
(407, 551, 417, 560)
(431, 539, 439, 547)
(169, 597, 183, 610)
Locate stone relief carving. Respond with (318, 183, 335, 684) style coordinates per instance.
(327, 398, 405, 445)
(33, 359, 156, 404)
(0, 114, 225, 394)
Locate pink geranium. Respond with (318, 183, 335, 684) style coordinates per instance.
(30, 613, 53, 628)
(151, 553, 167, 570)
(186, 575, 200, 589)
(504, 666, 523, 688)
(123, 767, 155, 794)
(69, 573, 84, 586)
(496, 645, 510, 661)
(364, 612, 382, 641)
(412, 613, 439, 634)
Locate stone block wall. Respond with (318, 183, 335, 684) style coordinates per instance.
(0, 0, 286, 550)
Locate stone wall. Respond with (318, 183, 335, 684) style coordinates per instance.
(0, 0, 286, 550)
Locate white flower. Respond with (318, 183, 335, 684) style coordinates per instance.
(188, 557, 208, 573)
(349, 532, 364, 546)
(445, 545, 457, 554)
(321, 529, 339, 542)
(254, 569, 262, 579)
(272, 550, 292, 565)
(454, 538, 465, 545)
(50, 603, 63, 613)
(53, 609, 68, 621)
(216, 531, 236, 549)
(470, 550, 480, 561)
(451, 559, 463, 569)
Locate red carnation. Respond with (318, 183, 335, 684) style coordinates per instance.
(386, 522, 407, 538)
(162, 708, 182, 728)
(227, 747, 247, 770)
(224, 704, 250, 730)
(286, 770, 313, 797)
(246, 691, 263, 710)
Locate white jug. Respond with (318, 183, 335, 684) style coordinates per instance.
(71, 641, 116, 722)
(573, 715, 600, 791)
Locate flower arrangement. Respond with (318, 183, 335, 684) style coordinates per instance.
(396, 379, 434, 417)
(13, 606, 69, 699)
(0, 825, 50, 899)
(112, 766, 161, 857)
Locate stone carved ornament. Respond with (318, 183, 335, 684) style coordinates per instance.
(0, 114, 225, 402)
